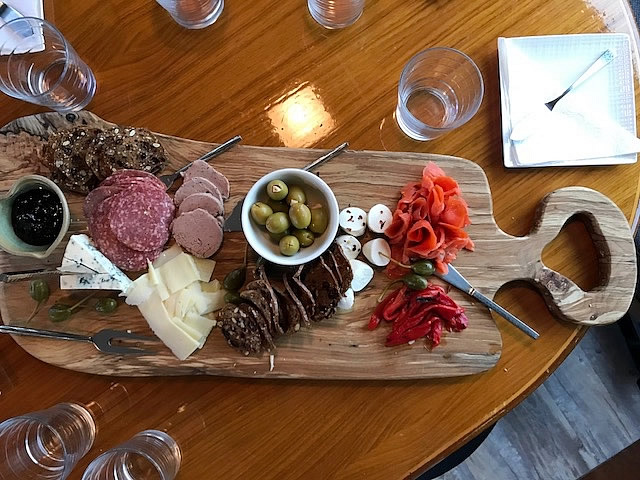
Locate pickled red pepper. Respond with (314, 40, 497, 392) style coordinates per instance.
(369, 284, 468, 348)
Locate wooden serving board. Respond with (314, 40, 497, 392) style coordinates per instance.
(0, 112, 635, 380)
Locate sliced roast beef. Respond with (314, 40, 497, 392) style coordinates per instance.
(182, 159, 230, 199)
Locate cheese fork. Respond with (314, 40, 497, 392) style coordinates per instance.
(0, 325, 160, 356)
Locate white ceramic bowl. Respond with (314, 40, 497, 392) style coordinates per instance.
(241, 168, 339, 266)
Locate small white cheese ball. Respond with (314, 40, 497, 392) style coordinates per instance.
(349, 259, 374, 292)
(337, 288, 355, 311)
(362, 238, 391, 267)
(335, 234, 361, 260)
(339, 207, 367, 237)
(367, 204, 393, 234)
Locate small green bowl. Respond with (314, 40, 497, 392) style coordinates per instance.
(0, 175, 70, 259)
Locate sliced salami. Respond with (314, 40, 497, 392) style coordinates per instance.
(172, 208, 223, 258)
(91, 197, 161, 271)
(182, 160, 230, 199)
(177, 192, 224, 217)
(100, 169, 166, 191)
(108, 187, 175, 251)
(83, 185, 123, 220)
(174, 177, 222, 206)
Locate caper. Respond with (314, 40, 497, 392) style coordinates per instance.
(95, 298, 118, 314)
(293, 229, 315, 247)
(402, 273, 429, 291)
(265, 212, 290, 234)
(269, 229, 290, 242)
(48, 304, 71, 323)
(224, 291, 242, 305)
(289, 203, 311, 229)
(29, 280, 50, 303)
(309, 205, 328, 234)
(411, 260, 435, 277)
(266, 180, 288, 201)
(286, 185, 307, 206)
(223, 267, 246, 291)
(279, 235, 300, 256)
(266, 198, 289, 213)
(250, 202, 273, 226)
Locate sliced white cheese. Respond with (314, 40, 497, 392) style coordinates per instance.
(124, 274, 155, 306)
(367, 204, 393, 234)
(350, 259, 374, 292)
(339, 207, 367, 237)
(362, 238, 391, 267)
(137, 292, 200, 360)
(183, 312, 216, 348)
(60, 273, 131, 291)
(171, 316, 205, 344)
(193, 258, 216, 283)
(335, 235, 361, 260)
(201, 279, 222, 292)
(145, 261, 170, 301)
(164, 291, 179, 318)
(337, 288, 355, 311)
(175, 288, 197, 319)
(152, 244, 183, 268)
(157, 253, 200, 294)
(193, 290, 226, 315)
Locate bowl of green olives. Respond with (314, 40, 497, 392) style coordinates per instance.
(241, 168, 339, 266)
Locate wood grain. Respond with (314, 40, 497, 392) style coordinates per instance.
(0, 0, 638, 479)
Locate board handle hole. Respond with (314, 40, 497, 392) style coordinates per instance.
(541, 217, 600, 292)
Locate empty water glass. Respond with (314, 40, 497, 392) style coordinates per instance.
(0, 402, 96, 480)
(396, 47, 484, 141)
(82, 430, 181, 480)
(0, 17, 96, 112)
(308, 0, 365, 29)
(156, 0, 224, 29)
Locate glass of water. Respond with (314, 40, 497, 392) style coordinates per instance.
(0, 17, 96, 112)
(396, 47, 484, 141)
(0, 402, 96, 480)
(308, 0, 365, 29)
(156, 0, 224, 29)
(82, 430, 181, 480)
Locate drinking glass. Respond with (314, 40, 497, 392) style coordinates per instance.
(156, 0, 224, 29)
(82, 430, 181, 480)
(0, 403, 96, 479)
(396, 47, 484, 141)
(0, 17, 96, 112)
(308, 0, 365, 29)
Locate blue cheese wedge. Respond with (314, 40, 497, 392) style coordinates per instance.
(60, 273, 132, 292)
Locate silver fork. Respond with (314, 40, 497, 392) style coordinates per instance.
(158, 135, 242, 189)
(0, 325, 160, 356)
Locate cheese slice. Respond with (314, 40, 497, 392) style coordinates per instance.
(152, 244, 183, 268)
(60, 273, 131, 291)
(193, 290, 226, 315)
(171, 316, 206, 346)
(184, 311, 216, 339)
(137, 292, 200, 360)
(157, 253, 200, 294)
(59, 235, 116, 275)
(201, 279, 222, 292)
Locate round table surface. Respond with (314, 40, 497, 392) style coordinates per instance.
(1, 0, 640, 478)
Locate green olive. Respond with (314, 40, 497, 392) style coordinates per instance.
(223, 267, 246, 291)
(309, 205, 328, 234)
(266, 198, 289, 213)
(269, 229, 290, 242)
(250, 202, 273, 226)
(293, 229, 315, 247)
(224, 291, 242, 305)
(411, 260, 435, 277)
(402, 273, 429, 291)
(48, 304, 71, 323)
(279, 235, 300, 256)
(286, 185, 307, 206)
(289, 203, 311, 229)
(266, 180, 288, 201)
(29, 280, 50, 303)
(265, 212, 290, 234)
(95, 298, 118, 314)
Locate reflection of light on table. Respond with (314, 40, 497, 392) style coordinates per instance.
(266, 83, 335, 147)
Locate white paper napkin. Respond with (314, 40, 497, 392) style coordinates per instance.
(498, 34, 639, 167)
(0, 0, 45, 56)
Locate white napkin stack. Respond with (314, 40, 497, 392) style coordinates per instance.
(498, 34, 640, 168)
(0, 0, 44, 55)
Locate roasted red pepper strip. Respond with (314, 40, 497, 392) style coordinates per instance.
(368, 286, 406, 330)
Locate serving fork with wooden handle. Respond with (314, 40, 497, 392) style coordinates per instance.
(0, 325, 160, 356)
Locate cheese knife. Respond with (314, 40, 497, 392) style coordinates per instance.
(434, 264, 540, 339)
(223, 142, 349, 232)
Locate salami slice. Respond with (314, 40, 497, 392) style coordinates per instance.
(91, 197, 161, 271)
(100, 169, 166, 191)
(108, 187, 175, 251)
(83, 185, 123, 220)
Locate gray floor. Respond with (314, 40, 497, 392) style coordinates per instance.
(438, 325, 640, 480)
